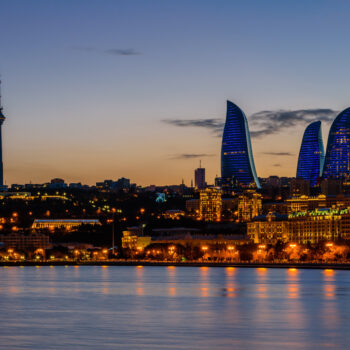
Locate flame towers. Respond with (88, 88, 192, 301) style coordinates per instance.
(322, 108, 350, 181)
(221, 100, 260, 189)
(296, 121, 324, 186)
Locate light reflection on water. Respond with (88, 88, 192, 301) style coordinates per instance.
(0, 266, 350, 349)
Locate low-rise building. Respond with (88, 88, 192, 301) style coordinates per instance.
(121, 230, 151, 251)
(0, 232, 50, 250)
(248, 207, 350, 244)
(162, 210, 185, 220)
(32, 219, 101, 231)
(247, 213, 289, 244)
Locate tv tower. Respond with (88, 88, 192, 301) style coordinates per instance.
(0, 79, 6, 187)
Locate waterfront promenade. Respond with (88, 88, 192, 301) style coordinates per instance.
(2, 260, 350, 270)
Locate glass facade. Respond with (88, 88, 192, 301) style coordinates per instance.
(296, 121, 324, 186)
(221, 100, 260, 188)
(323, 108, 350, 181)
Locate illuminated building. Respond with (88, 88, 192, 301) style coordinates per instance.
(286, 194, 350, 214)
(221, 100, 260, 189)
(186, 198, 236, 216)
(296, 121, 324, 187)
(0, 192, 69, 201)
(150, 228, 249, 248)
(248, 207, 350, 244)
(323, 108, 350, 181)
(194, 163, 206, 189)
(287, 208, 350, 244)
(156, 193, 166, 203)
(162, 210, 185, 220)
(32, 219, 101, 231)
(286, 195, 326, 213)
(199, 187, 222, 221)
(247, 212, 289, 244)
(237, 190, 262, 222)
(0, 232, 50, 250)
(0, 80, 6, 188)
(121, 230, 151, 251)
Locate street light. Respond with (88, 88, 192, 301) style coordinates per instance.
(111, 208, 116, 256)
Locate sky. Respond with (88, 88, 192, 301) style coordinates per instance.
(1, 0, 350, 186)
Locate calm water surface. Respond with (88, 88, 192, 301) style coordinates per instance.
(0, 266, 350, 349)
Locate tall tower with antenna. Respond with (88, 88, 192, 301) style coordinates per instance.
(0, 79, 6, 187)
(194, 160, 206, 189)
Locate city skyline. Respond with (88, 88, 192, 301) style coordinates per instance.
(2, 3, 350, 350)
(1, 0, 350, 185)
(0, 83, 348, 187)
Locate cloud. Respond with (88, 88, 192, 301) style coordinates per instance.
(250, 109, 337, 138)
(105, 48, 141, 56)
(262, 152, 294, 156)
(162, 119, 224, 136)
(72, 46, 141, 56)
(163, 108, 338, 139)
(272, 164, 282, 167)
(169, 153, 215, 160)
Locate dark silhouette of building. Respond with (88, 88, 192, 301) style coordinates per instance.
(290, 178, 310, 196)
(296, 121, 324, 186)
(320, 178, 342, 196)
(221, 100, 260, 189)
(194, 161, 206, 189)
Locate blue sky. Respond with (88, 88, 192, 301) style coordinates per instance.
(0, 0, 349, 185)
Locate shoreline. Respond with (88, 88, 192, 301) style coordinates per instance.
(1, 261, 350, 270)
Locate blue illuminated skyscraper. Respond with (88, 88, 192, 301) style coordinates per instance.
(296, 121, 324, 186)
(0, 80, 5, 187)
(323, 108, 350, 181)
(221, 100, 260, 189)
